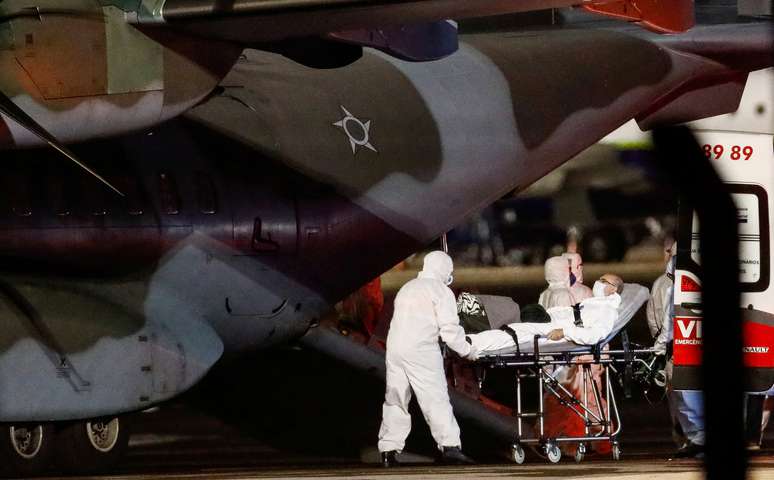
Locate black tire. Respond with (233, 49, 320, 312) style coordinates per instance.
(56, 416, 129, 474)
(0, 423, 55, 477)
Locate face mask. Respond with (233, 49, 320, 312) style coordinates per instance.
(445, 274, 454, 286)
(592, 281, 608, 298)
(569, 272, 577, 286)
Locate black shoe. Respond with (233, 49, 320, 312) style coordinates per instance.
(439, 446, 475, 464)
(381, 450, 399, 467)
(675, 442, 704, 458)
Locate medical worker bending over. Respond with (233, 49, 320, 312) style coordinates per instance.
(378, 251, 476, 467)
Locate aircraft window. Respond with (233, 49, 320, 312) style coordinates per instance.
(735, 192, 767, 287)
(158, 172, 180, 215)
(195, 172, 217, 215)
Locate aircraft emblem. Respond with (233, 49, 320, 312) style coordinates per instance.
(332, 105, 377, 154)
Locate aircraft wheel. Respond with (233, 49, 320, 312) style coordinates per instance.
(510, 443, 526, 464)
(56, 416, 129, 474)
(0, 423, 55, 477)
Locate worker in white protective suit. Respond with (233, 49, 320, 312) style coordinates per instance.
(538, 256, 576, 309)
(647, 241, 677, 355)
(646, 243, 701, 453)
(563, 252, 593, 303)
(378, 251, 476, 467)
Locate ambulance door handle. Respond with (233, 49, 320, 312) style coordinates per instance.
(681, 302, 703, 310)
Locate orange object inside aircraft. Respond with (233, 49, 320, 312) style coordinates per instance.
(582, 0, 694, 33)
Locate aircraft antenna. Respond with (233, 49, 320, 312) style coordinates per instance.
(0, 91, 124, 196)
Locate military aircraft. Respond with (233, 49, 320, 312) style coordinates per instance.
(0, 0, 771, 475)
(0, 0, 691, 162)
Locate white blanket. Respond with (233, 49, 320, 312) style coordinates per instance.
(472, 283, 650, 357)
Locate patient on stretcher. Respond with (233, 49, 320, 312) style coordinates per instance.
(465, 274, 624, 359)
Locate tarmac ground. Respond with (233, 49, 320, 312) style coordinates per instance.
(37, 460, 774, 480)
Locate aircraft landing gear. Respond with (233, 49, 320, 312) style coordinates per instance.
(0, 423, 55, 477)
(0, 416, 130, 477)
(56, 416, 129, 474)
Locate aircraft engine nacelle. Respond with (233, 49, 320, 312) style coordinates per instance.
(0, 0, 241, 148)
(0, 278, 224, 421)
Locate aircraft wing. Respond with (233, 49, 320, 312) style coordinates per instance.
(137, 0, 694, 44)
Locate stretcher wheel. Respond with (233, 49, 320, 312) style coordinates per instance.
(510, 444, 526, 464)
(574, 443, 586, 463)
(545, 443, 561, 464)
(612, 442, 621, 461)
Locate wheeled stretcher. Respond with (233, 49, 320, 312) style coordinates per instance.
(472, 284, 654, 463)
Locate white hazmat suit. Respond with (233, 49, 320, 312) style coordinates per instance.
(467, 290, 621, 355)
(378, 251, 473, 453)
(648, 256, 675, 355)
(538, 256, 575, 309)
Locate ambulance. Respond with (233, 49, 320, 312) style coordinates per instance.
(671, 69, 774, 393)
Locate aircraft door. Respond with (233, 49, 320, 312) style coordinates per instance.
(223, 183, 298, 318)
(233, 187, 298, 255)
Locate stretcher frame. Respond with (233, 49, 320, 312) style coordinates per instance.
(477, 336, 655, 463)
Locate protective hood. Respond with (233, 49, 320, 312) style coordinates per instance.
(419, 251, 454, 284)
(668, 240, 677, 257)
(544, 256, 570, 289)
(563, 252, 584, 284)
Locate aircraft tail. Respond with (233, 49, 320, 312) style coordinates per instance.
(657, 22, 774, 72)
(636, 22, 774, 129)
